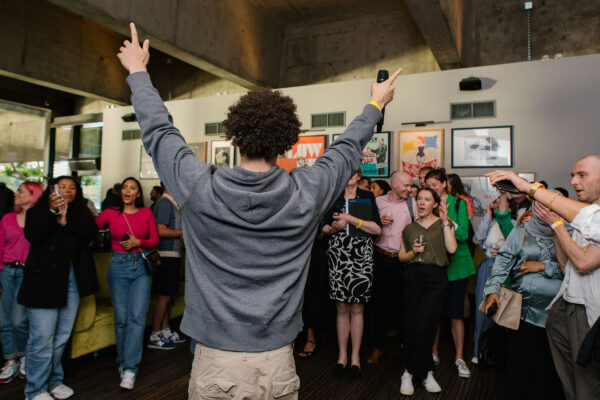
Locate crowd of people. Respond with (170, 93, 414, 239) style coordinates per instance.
(0, 22, 598, 400)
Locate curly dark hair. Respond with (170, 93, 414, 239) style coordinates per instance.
(223, 89, 301, 160)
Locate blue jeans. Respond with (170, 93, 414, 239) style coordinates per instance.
(0, 264, 28, 360)
(473, 257, 496, 356)
(25, 266, 79, 398)
(108, 251, 152, 375)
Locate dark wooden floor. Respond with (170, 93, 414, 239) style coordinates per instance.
(0, 327, 504, 400)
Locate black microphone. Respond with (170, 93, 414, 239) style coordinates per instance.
(376, 70, 389, 132)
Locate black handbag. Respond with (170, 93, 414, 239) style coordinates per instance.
(122, 213, 161, 275)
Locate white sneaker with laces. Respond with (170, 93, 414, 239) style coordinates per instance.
(120, 370, 136, 390)
(432, 353, 440, 366)
(50, 383, 75, 399)
(19, 356, 26, 379)
(26, 392, 54, 400)
(0, 359, 19, 383)
(471, 356, 479, 365)
(422, 371, 442, 393)
(455, 358, 471, 378)
(400, 371, 414, 396)
(167, 330, 186, 344)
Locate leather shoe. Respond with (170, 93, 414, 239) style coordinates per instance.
(349, 365, 362, 381)
(366, 349, 384, 365)
(333, 363, 346, 379)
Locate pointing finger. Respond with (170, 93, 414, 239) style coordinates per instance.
(389, 67, 403, 83)
(130, 22, 138, 46)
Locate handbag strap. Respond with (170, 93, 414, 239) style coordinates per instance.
(122, 212, 144, 255)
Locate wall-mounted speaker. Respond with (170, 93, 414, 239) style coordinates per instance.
(459, 77, 482, 91)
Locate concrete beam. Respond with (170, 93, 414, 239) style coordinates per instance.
(46, 0, 284, 89)
(404, 0, 462, 70)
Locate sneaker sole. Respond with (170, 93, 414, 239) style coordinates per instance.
(0, 374, 18, 384)
(458, 372, 471, 378)
(147, 344, 175, 350)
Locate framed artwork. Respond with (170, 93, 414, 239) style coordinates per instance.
(277, 135, 328, 172)
(461, 172, 536, 215)
(398, 129, 444, 179)
(211, 140, 236, 168)
(451, 126, 513, 168)
(139, 145, 159, 180)
(188, 142, 207, 162)
(334, 131, 391, 178)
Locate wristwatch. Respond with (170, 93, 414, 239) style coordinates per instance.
(528, 182, 544, 199)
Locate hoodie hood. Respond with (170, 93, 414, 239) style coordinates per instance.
(212, 165, 294, 224)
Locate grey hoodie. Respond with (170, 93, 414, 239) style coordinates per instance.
(127, 72, 381, 351)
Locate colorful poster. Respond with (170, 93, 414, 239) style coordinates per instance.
(333, 131, 391, 178)
(277, 135, 327, 172)
(398, 129, 444, 179)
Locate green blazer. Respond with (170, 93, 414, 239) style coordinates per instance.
(446, 194, 476, 281)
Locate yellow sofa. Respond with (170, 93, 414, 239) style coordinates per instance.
(70, 252, 185, 359)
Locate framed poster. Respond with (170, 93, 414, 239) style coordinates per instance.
(332, 131, 391, 178)
(398, 129, 444, 179)
(451, 126, 513, 168)
(462, 172, 536, 215)
(211, 140, 236, 168)
(188, 142, 207, 162)
(139, 145, 159, 180)
(277, 135, 328, 172)
(518, 172, 536, 183)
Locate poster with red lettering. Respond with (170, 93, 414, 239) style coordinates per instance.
(277, 135, 328, 172)
(398, 129, 444, 180)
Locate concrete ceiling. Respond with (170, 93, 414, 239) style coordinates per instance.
(0, 0, 598, 114)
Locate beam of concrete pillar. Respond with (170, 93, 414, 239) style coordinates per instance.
(404, 0, 462, 70)
(46, 0, 284, 89)
(0, 0, 132, 104)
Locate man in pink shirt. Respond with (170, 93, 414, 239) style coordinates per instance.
(367, 171, 416, 364)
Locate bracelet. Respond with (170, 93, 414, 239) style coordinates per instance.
(357, 219, 363, 229)
(50, 208, 59, 215)
(408, 250, 414, 257)
(368, 100, 382, 113)
(548, 192, 561, 212)
(528, 182, 544, 199)
(442, 223, 453, 229)
(551, 220, 564, 230)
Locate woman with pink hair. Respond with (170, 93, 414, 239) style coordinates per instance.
(0, 181, 44, 384)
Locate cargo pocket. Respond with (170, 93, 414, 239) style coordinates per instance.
(192, 380, 238, 400)
(272, 375, 300, 399)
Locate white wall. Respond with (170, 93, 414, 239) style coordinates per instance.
(102, 54, 600, 202)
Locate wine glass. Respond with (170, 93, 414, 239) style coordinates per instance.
(415, 234, 425, 262)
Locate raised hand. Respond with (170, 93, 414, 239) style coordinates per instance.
(438, 199, 449, 223)
(117, 23, 150, 74)
(486, 170, 531, 194)
(370, 67, 403, 108)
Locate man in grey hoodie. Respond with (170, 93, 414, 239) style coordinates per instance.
(118, 23, 401, 399)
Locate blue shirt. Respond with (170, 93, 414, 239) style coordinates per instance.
(483, 225, 563, 328)
(154, 195, 182, 258)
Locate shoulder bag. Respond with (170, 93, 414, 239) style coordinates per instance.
(122, 212, 161, 275)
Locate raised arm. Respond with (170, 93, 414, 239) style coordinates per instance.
(118, 23, 209, 208)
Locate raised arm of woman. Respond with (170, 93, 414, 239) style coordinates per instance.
(439, 201, 457, 253)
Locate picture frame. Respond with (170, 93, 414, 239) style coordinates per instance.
(188, 142, 208, 162)
(451, 126, 513, 168)
(210, 140, 236, 168)
(398, 129, 444, 179)
(139, 145, 159, 180)
(333, 131, 391, 178)
(277, 135, 328, 172)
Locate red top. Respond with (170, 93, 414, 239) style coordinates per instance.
(96, 207, 158, 253)
(0, 212, 30, 267)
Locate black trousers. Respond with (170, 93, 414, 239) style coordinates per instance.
(504, 320, 565, 400)
(371, 250, 404, 350)
(403, 263, 447, 379)
(302, 236, 327, 336)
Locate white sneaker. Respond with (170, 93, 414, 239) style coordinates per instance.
(471, 356, 479, 365)
(400, 371, 414, 396)
(0, 359, 19, 383)
(19, 356, 26, 379)
(26, 393, 55, 400)
(455, 359, 471, 378)
(432, 353, 440, 366)
(50, 383, 75, 399)
(422, 371, 442, 393)
(120, 370, 136, 390)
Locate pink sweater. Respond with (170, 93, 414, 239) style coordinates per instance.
(0, 212, 31, 268)
(96, 207, 159, 253)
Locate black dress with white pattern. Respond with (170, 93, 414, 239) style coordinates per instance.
(325, 189, 381, 304)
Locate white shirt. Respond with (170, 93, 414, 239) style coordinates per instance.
(548, 204, 600, 327)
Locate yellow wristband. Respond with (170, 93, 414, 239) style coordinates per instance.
(551, 220, 564, 230)
(408, 250, 414, 257)
(357, 219, 363, 229)
(368, 100, 382, 113)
